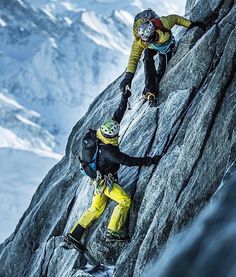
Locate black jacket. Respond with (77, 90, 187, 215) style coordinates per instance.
(97, 96, 150, 175)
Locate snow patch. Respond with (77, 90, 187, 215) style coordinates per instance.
(0, 92, 23, 109)
(0, 18, 7, 27)
(114, 10, 133, 25)
(0, 127, 31, 149)
(81, 11, 108, 34)
(15, 114, 39, 128)
(49, 37, 58, 49)
(64, 16, 73, 26)
(61, 2, 77, 11)
(42, 7, 57, 22)
(16, 0, 27, 7)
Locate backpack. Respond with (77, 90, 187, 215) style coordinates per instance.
(134, 8, 158, 22)
(133, 8, 171, 38)
(79, 129, 99, 179)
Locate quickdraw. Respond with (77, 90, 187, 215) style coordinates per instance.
(93, 172, 116, 195)
(104, 173, 116, 192)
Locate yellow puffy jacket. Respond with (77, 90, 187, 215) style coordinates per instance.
(127, 14, 191, 73)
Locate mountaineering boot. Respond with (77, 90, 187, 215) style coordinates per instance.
(141, 91, 148, 103)
(146, 92, 157, 107)
(106, 229, 130, 242)
(64, 234, 101, 268)
(65, 233, 85, 252)
(141, 89, 151, 104)
(141, 95, 147, 104)
(65, 224, 86, 252)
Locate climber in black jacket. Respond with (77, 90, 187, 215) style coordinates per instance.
(66, 89, 161, 248)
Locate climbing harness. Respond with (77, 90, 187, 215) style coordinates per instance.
(93, 172, 116, 195)
(149, 36, 175, 54)
(104, 173, 116, 192)
(93, 171, 106, 195)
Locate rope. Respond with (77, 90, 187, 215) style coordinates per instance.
(164, 53, 168, 74)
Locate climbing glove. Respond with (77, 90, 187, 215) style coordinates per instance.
(144, 155, 161, 166)
(188, 21, 206, 31)
(119, 72, 134, 93)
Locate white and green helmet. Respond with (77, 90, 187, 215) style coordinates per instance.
(138, 21, 155, 42)
(100, 119, 120, 138)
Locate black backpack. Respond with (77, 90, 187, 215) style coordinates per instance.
(134, 8, 158, 22)
(79, 129, 99, 179)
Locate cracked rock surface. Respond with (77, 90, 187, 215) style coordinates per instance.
(0, 0, 235, 276)
(144, 159, 236, 277)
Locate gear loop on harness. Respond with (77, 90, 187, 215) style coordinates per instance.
(105, 173, 116, 192)
(93, 171, 116, 195)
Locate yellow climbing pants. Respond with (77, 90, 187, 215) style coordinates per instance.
(70, 182, 131, 232)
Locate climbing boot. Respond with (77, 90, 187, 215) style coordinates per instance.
(64, 233, 85, 252)
(70, 223, 85, 238)
(146, 92, 157, 107)
(65, 224, 86, 251)
(106, 229, 130, 242)
(140, 92, 148, 103)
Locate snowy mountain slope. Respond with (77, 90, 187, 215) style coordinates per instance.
(0, 91, 58, 153)
(0, 148, 59, 243)
(0, 90, 61, 242)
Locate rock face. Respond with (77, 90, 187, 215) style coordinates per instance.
(0, 0, 235, 276)
(144, 160, 236, 277)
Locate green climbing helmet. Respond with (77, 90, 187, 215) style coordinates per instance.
(100, 119, 120, 138)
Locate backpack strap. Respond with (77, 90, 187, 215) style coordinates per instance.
(151, 18, 171, 33)
(92, 144, 99, 163)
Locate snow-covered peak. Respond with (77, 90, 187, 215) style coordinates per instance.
(0, 90, 61, 158)
(26, 0, 185, 16)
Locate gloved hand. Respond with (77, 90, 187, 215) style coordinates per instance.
(122, 88, 132, 99)
(144, 155, 162, 166)
(188, 21, 206, 31)
(119, 72, 134, 93)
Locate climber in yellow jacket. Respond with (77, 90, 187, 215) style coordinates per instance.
(120, 9, 206, 107)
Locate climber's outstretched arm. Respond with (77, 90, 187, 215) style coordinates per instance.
(112, 90, 131, 123)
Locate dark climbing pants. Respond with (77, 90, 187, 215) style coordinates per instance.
(143, 48, 173, 94)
